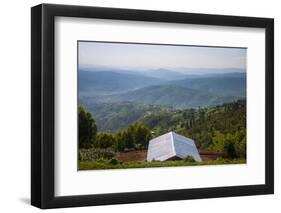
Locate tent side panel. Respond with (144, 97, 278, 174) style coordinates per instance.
(147, 133, 175, 161)
(173, 133, 202, 162)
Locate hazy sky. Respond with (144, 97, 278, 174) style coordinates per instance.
(78, 41, 246, 70)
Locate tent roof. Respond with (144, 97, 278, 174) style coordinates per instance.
(147, 131, 202, 162)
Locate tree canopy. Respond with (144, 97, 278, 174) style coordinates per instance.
(78, 106, 97, 148)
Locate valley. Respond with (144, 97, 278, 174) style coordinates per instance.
(79, 68, 246, 132)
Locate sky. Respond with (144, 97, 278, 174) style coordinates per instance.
(78, 41, 246, 71)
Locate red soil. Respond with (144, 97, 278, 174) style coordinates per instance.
(115, 150, 223, 162)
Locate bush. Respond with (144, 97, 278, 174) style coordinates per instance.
(184, 156, 195, 162)
(210, 131, 246, 159)
(235, 136, 246, 158)
(223, 140, 237, 158)
(109, 159, 119, 165)
(79, 148, 115, 161)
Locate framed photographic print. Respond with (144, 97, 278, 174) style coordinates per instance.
(31, 3, 274, 209)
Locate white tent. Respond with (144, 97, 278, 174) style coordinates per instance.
(147, 131, 202, 162)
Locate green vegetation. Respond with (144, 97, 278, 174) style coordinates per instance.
(79, 106, 152, 153)
(78, 106, 97, 149)
(141, 100, 246, 158)
(79, 148, 115, 161)
(78, 100, 246, 170)
(79, 101, 169, 132)
(184, 156, 196, 162)
(79, 158, 246, 170)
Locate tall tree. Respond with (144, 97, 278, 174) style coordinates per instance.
(78, 106, 97, 148)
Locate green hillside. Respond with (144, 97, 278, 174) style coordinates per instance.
(80, 102, 170, 131)
(80, 99, 246, 159)
(78, 99, 246, 170)
(140, 99, 246, 157)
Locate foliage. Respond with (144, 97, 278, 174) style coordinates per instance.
(78, 106, 97, 148)
(141, 100, 246, 159)
(125, 123, 152, 149)
(78, 109, 152, 152)
(94, 133, 116, 149)
(79, 148, 115, 161)
(112, 123, 152, 151)
(184, 156, 195, 162)
(209, 130, 246, 158)
(78, 100, 246, 165)
(109, 158, 119, 165)
(114, 132, 126, 152)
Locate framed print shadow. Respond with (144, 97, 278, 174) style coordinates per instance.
(31, 4, 274, 209)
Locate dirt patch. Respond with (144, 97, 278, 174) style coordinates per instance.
(115, 150, 223, 162)
(115, 150, 147, 162)
(199, 150, 224, 161)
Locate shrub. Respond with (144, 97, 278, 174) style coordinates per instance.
(109, 159, 119, 165)
(79, 148, 115, 161)
(184, 156, 195, 162)
(223, 140, 237, 158)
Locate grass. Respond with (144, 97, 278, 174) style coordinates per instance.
(79, 158, 246, 170)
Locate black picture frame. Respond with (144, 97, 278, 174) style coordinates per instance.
(31, 3, 274, 209)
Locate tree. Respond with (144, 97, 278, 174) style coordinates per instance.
(199, 110, 206, 125)
(95, 133, 116, 149)
(78, 106, 97, 148)
(114, 132, 126, 152)
(124, 125, 135, 149)
(235, 134, 246, 158)
(134, 123, 152, 149)
(112, 123, 152, 151)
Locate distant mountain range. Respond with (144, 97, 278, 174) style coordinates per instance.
(79, 66, 245, 80)
(138, 68, 246, 80)
(79, 68, 246, 108)
(163, 76, 246, 97)
(79, 70, 164, 95)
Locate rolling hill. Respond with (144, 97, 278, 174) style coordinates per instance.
(79, 101, 171, 131)
(163, 75, 246, 97)
(106, 85, 240, 108)
(79, 69, 246, 130)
